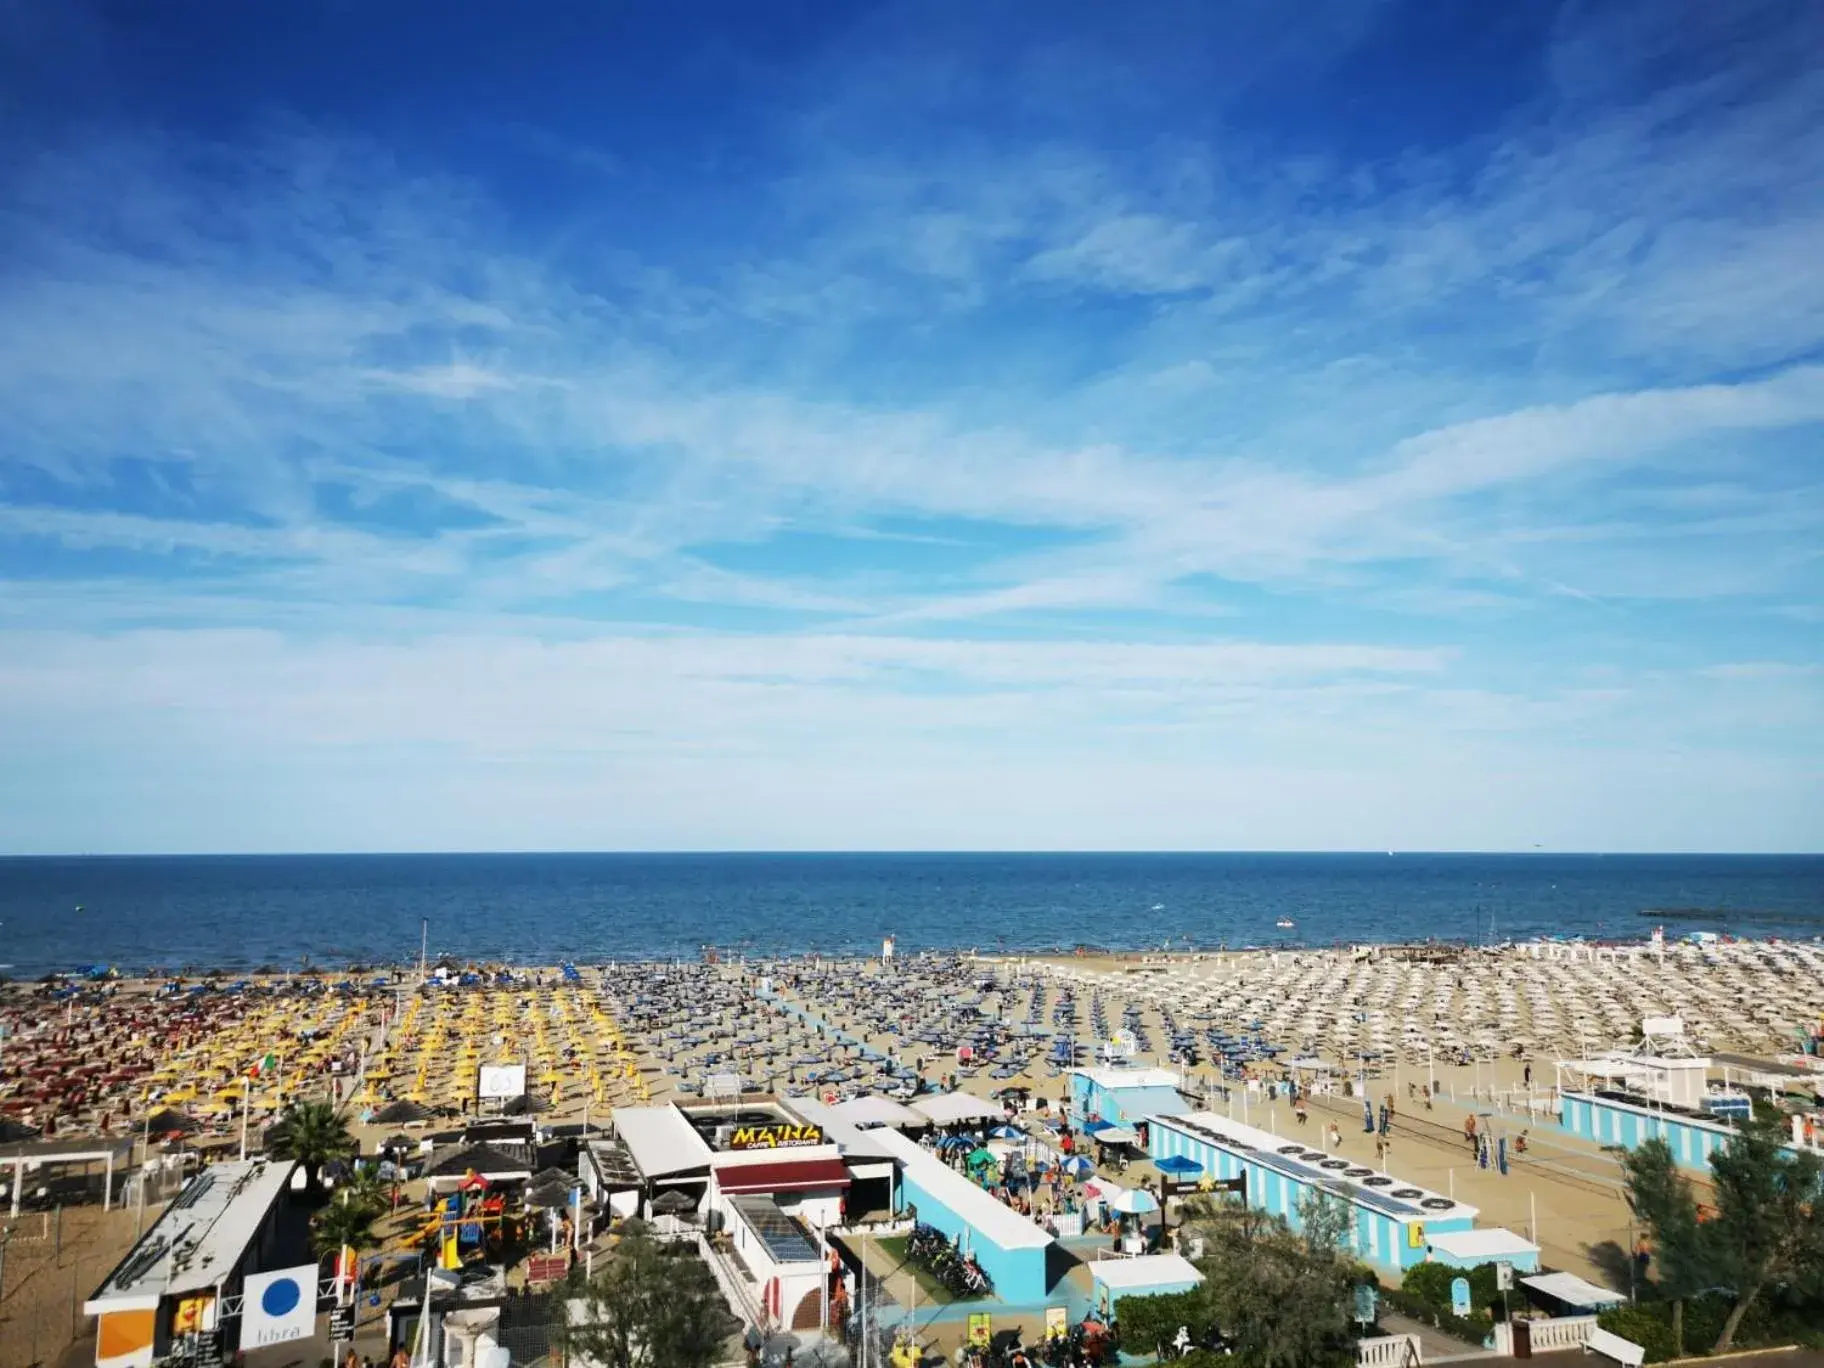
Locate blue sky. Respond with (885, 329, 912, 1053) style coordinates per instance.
(1, 0, 1820, 854)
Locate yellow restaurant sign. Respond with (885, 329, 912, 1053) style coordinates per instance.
(729, 1122, 824, 1150)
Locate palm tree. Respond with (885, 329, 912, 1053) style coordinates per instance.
(337, 1165, 390, 1219)
(312, 1196, 378, 1261)
(267, 1101, 358, 1193)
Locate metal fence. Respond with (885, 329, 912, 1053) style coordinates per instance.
(0, 1206, 149, 1368)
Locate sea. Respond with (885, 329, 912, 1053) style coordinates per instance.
(0, 852, 1820, 979)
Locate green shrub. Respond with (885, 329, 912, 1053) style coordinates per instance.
(1595, 1305, 1677, 1363)
(1376, 1275, 1492, 1346)
(1597, 1289, 1824, 1359)
(1399, 1260, 1502, 1312)
(1117, 1288, 1217, 1356)
(1398, 1262, 1457, 1309)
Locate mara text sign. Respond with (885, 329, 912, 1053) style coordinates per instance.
(728, 1123, 824, 1150)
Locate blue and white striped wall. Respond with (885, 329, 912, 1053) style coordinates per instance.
(1559, 1092, 1733, 1172)
(1148, 1112, 1475, 1273)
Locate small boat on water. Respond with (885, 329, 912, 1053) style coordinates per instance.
(1276, 917, 1295, 929)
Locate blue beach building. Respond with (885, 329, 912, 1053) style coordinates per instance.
(1558, 1090, 1740, 1171)
(1068, 1066, 1191, 1130)
(874, 1128, 1055, 1304)
(1554, 1031, 1778, 1174)
(1148, 1111, 1477, 1273)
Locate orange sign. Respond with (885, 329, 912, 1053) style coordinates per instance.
(173, 1294, 215, 1335)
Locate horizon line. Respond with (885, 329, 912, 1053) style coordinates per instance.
(3, 847, 1821, 860)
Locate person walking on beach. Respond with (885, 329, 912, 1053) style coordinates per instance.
(1374, 1134, 1387, 1166)
(1464, 1112, 1479, 1154)
(1294, 1096, 1309, 1126)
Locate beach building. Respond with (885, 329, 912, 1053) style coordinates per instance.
(1519, 1271, 1627, 1315)
(1557, 1089, 1741, 1171)
(577, 1136, 643, 1218)
(609, 1103, 716, 1214)
(1067, 1066, 1190, 1132)
(871, 1127, 1056, 1304)
(721, 1193, 835, 1334)
(908, 1091, 1005, 1128)
(1088, 1253, 1203, 1321)
(609, 1099, 885, 1219)
(828, 1095, 927, 1131)
(1423, 1227, 1542, 1274)
(1147, 1111, 1476, 1273)
(84, 1158, 306, 1368)
(1555, 1020, 1775, 1172)
(784, 1094, 903, 1215)
(605, 1100, 870, 1333)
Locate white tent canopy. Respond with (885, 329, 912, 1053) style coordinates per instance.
(1521, 1272, 1625, 1309)
(831, 1095, 927, 1129)
(910, 1092, 1006, 1126)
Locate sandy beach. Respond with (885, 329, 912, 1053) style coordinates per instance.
(6, 936, 1822, 1365)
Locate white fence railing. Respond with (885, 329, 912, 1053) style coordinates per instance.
(1356, 1332, 1422, 1366)
(1524, 1314, 1598, 1351)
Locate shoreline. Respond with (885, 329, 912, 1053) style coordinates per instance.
(8, 926, 1824, 985)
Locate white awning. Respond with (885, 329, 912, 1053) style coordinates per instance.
(612, 1105, 713, 1179)
(1521, 1272, 1625, 1308)
(831, 1095, 927, 1129)
(910, 1092, 1006, 1126)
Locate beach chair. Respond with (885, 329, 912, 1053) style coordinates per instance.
(1584, 1327, 1645, 1367)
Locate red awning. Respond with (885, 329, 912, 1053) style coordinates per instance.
(715, 1158, 852, 1195)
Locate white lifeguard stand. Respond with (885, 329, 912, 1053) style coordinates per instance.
(1635, 1017, 1710, 1108)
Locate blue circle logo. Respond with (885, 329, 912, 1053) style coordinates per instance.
(261, 1277, 302, 1318)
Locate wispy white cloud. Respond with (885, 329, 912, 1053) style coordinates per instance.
(0, 0, 1819, 851)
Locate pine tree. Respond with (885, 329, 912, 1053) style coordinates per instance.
(1620, 1138, 1705, 1357)
(1703, 1109, 1824, 1352)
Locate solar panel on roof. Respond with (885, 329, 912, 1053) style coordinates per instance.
(1169, 1115, 1426, 1217)
(1348, 1185, 1424, 1219)
(730, 1196, 819, 1264)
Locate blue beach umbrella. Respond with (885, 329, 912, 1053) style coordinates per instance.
(1154, 1155, 1202, 1176)
(1060, 1155, 1094, 1177)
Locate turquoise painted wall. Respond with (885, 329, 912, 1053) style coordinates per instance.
(1149, 1120, 1454, 1272)
(897, 1170, 1050, 1303)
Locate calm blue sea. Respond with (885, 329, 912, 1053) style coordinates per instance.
(0, 853, 1819, 978)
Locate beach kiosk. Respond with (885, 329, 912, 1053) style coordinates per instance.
(1089, 1253, 1204, 1322)
(1147, 1111, 1476, 1274)
(1424, 1227, 1541, 1274)
(1068, 1067, 1191, 1131)
(84, 1158, 303, 1368)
